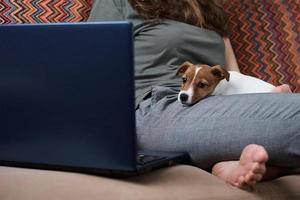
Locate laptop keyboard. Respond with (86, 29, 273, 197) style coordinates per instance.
(136, 154, 166, 165)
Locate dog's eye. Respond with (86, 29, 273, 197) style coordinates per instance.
(182, 77, 187, 83)
(197, 82, 208, 88)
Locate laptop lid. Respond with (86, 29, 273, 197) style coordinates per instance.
(0, 22, 137, 172)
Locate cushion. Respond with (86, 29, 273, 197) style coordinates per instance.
(0, 0, 93, 23)
(1, 165, 300, 200)
(223, 0, 300, 92)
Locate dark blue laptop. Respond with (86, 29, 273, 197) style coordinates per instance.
(0, 22, 189, 177)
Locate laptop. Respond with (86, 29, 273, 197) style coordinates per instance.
(0, 22, 189, 177)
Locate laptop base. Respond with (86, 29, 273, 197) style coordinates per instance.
(0, 151, 190, 178)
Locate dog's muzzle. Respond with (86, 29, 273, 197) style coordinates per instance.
(178, 92, 192, 106)
(179, 93, 189, 102)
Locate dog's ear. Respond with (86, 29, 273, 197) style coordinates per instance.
(176, 61, 193, 76)
(210, 65, 230, 81)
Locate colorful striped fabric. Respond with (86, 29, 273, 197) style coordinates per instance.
(1, 1, 299, 91)
(224, 0, 300, 92)
(0, 0, 92, 23)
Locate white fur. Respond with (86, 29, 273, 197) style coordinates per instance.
(212, 71, 275, 95)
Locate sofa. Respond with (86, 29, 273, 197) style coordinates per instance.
(0, 0, 299, 199)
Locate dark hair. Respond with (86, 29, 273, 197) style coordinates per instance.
(128, 0, 228, 36)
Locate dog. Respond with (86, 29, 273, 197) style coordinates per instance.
(176, 61, 289, 106)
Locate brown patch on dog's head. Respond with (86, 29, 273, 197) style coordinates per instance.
(177, 62, 230, 105)
(177, 61, 197, 92)
(176, 61, 194, 76)
(210, 65, 230, 82)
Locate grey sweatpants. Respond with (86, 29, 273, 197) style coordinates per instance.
(136, 86, 300, 170)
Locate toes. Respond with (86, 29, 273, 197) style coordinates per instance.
(234, 176, 245, 187)
(245, 171, 254, 183)
(253, 174, 263, 182)
(240, 144, 269, 165)
(244, 169, 264, 185)
(236, 176, 255, 190)
(246, 173, 263, 183)
(252, 147, 268, 163)
(251, 163, 260, 171)
(253, 163, 266, 174)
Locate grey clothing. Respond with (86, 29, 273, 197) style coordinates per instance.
(89, 0, 300, 169)
(88, 0, 225, 107)
(136, 86, 300, 170)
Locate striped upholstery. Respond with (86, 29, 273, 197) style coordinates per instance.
(224, 0, 300, 92)
(0, 0, 92, 23)
(1, 1, 299, 91)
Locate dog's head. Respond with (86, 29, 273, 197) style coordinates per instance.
(176, 61, 230, 106)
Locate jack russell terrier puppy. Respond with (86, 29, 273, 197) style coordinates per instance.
(177, 61, 291, 106)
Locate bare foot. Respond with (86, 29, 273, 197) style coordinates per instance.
(272, 84, 292, 93)
(212, 144, 269, 188)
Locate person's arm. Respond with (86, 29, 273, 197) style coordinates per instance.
(223, 37, 240, 72)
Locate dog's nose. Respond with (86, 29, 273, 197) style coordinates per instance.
(180, 93, 189, 102)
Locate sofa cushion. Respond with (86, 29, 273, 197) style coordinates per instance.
(0, 0, 92, 23)
(0, 165, 300, 200)
(223, 0, 300, 92)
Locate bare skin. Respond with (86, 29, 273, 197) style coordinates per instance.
(211, 144, 279, 188)
(216, 39, 295, 189)
(272, 84, 292, 93)
(211, 83, 294, 189)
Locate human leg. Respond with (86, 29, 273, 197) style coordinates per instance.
(136, 87, 300, 171)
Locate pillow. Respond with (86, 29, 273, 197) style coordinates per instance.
(223, 0, 300, 92)
(0, 0, 93, 23)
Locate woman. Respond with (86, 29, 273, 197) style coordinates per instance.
(88, 0, 300, 188)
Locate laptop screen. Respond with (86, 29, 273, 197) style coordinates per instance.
(0, 22, 137, 172)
